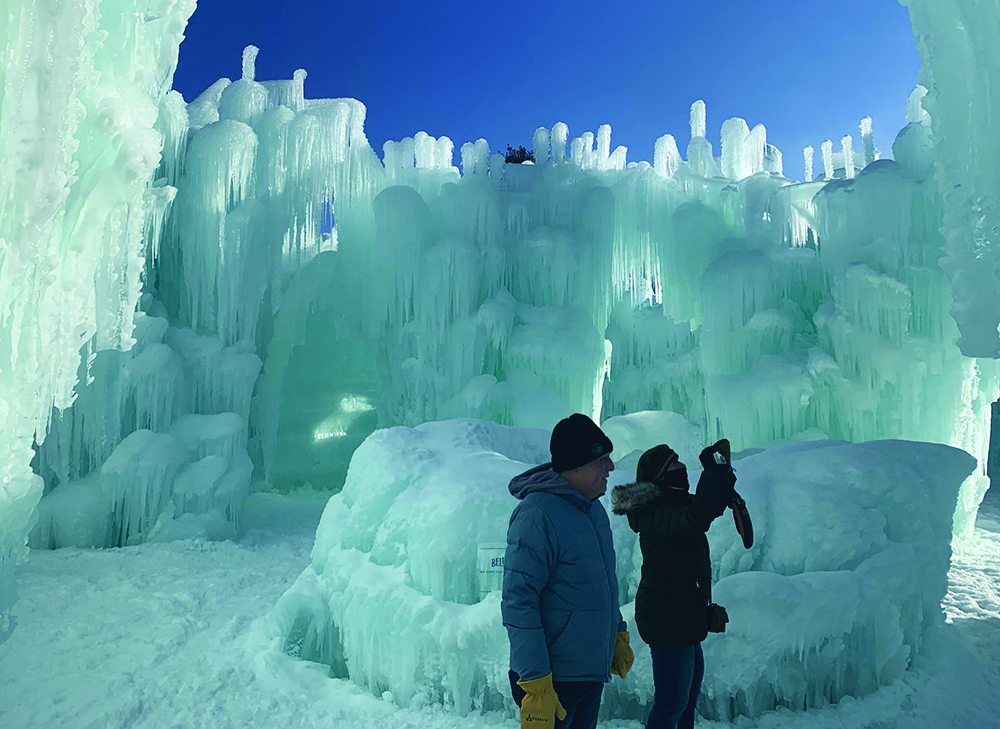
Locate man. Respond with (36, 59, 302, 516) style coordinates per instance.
(501, 413, 634, 729)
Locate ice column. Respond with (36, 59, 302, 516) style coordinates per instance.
(532, 127, 550, 165)
(551, 122, 569, 162)
(721, 118, 751, 180)
(747, 124, 767, 175)
(460, 139, 490, 176)
(0, 0, 195, 643)
(821, 139, 834, 179)
(654, 134, 681, 177)
(804, 145, 815, 182)
(691, 100, 707, 138)
(242, 45, 258, 80)
(687, 100, 718, 177)
(842, 135, 855, 179)
(861, 117, 875, 167)
(902, 0, 1000, 356)
(906, 85, 930, 125)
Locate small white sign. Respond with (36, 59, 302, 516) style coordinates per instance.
(477, 543, 507, 601)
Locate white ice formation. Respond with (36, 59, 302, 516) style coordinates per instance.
(0, 0, 195, 640)
(266, 418, 975, 721)
(901, 0, 1000, 358)
(3, 1, 1000, 664)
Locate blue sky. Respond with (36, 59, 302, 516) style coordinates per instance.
(172, 1, 921, 181)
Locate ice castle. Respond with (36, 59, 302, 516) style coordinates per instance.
(1, 0, 999, 722)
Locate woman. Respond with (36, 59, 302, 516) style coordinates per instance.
(611, 441, 735, 729)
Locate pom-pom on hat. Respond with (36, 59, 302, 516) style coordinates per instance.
(550, 413, 614, 473)
(636, 444, 681, 486)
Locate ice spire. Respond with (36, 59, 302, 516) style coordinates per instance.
(687, 100, 717, 177)
(533, 127, 550, 164)
(460, 139, 490, 176)
(763, 144, 782, 175)
(747, 124, 767, 175)
(551, 122, 568, 162)
(691, 100, 707, 139)
(596, 124, 612, 167)
(721, 118, 751, 179)
(860, 117, 875, 167)
(842, 135, 855, 179)
(804, 145, 814, 182)
(821, 140, 834, 179)
(906, 86, 930, 125)
(242, 45, 259, 81)
(654, 134, 681, 177)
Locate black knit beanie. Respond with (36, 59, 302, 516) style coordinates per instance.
(636, 444, 681, 485)
(550, 414, 614, 473)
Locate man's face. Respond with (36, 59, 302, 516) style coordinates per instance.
(562, 454, 615, 501)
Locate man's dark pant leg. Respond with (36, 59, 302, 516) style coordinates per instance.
(552, 679, 603, 729)
(509, 671, 604, 729)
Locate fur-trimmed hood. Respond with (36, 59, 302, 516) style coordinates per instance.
(611, 481, 678, 514)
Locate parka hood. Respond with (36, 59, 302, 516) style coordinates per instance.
(610, 481, 665, 515)
(508, 463, 580, 500)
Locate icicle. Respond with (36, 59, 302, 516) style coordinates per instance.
(763, 144, 782, 175)
(654, 134, 680, 177)
(532, 127, 550, 165)
(721, 117, 751, 179)
(242, 45, 258, 80)
(596, 124, 612, 169)
(747, 124, 767, 176)
(690, 100, 707, 139)
(434, 136, 453, 170)
(550, 122, 568, 162)
(906, 85, 929, 125)
(842, 135, 855, 179)
(570, 136, 585, 167)
(821, 139, 834, 179)
(460, 139, 489, 176)
(860, 117, 875, 168)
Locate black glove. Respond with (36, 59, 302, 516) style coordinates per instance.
(707, 603, 729, 633)
(699, 439, 737, 487)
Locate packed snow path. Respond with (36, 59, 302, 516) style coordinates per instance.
(0, 491, 997, 729)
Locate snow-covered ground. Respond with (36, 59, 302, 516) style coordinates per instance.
(1, 489, 997, 729)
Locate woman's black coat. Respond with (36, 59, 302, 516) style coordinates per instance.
(611, 468, 733, 647)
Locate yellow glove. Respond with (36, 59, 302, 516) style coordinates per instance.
(610, 631, 634, 679)
(516, 673, 567, 728)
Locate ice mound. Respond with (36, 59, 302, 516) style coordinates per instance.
(30, 414, 252, 549)
(267, 419, 975, 721)
(30, 311, 259, 549)
(609, 438, 974, 720)
(601, 410, 704, 470)
(270, 419, 550, 714)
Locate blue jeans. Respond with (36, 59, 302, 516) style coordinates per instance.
(509, 670, 604, 729)
(645, 644, 704, 729)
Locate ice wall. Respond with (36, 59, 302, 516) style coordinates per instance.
(0, 0, 194, 641)
(33, 50, 997, 553)
(901, 0, 1000, 358)
(359, 100, 996, 536)
(30, 306, 259, 548)
(30, 43, 386, 542)
(266, 419, 975, 720)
